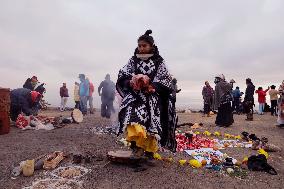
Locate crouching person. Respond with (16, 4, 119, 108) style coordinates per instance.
(10, 88, 41, 121)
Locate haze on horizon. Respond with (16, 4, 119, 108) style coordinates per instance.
(0, 0, 283, 109)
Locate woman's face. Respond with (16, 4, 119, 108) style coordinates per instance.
(138, 40, 152, 54)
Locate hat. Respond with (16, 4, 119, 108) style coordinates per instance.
(246, 78, 252, 83)
(31, 76, 38, 81)
(79, 74, 85, 79)
(215, 74, 225, 80)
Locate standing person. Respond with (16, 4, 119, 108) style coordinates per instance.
(59, 83, 69, 111)
(74, 82, 80, 109)
(171, 78, 181, 109)
(98, 74, 115, 118)
(277, 80, 284, 126)
(116, 30, 177, 157)
(243, 78, 255, 121)
(10, 88, 41, 121)
(255, 86, 269, 115)
(202, 81, 214, 117)
(79, 74, 89, 115)
(23, 76, 38, 90)
(214, 74, 234, 127)
(232, 86, 243, 114)
(269, 85, 279, 116)
(171, 78, 181, 102)
(87, 78, 95, 114)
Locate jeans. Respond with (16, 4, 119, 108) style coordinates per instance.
(259, 103, 265, 114)
(87, 96, 94, 112)
(80, 96, 88, 114)
(60, 97, 68, 111)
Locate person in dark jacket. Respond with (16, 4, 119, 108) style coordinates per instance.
(60, 83, 69, 111)
(214, 74, 234, 127)
(98, 74, 115, 118)
(243, 78, 255, 121)
(171, 78, 181, 102)
(23, 76, 38, 90)
(10, 88, 41, 121)
(202, 81, 214, 117)
(232, 86, 243, 114)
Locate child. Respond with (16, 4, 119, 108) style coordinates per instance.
(255, 86, 269, 115)
(74, 82, 80, 109)
(116, 30, 177, 158)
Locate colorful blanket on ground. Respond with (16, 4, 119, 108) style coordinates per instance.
(185, 148, 237, 165)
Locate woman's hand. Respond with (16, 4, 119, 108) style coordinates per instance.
(130, 74, 155, 93)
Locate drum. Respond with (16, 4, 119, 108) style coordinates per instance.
(71, 109, 83, 123)
(107, 150, 142, 164)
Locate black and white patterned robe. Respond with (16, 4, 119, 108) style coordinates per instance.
(116, 55, 178, 151)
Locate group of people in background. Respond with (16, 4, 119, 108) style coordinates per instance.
(202, 76, 284, 127)
(60, 74, 116, 118)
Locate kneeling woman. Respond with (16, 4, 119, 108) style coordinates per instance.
(116, 30, 177, 157)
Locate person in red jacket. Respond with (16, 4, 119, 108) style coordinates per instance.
(255, 86, 269, 115)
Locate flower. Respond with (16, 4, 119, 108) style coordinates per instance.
(242, 156, 248, 164)
(153, 153, 162, 160)
(194, 131, 200, 135)
(203, 131, 211, 136)
(189, 159, 202, 168)
(258, 149, 269, 159)
(235, 135, 242, 140)
(224, 133, 231, 138)
(214, 132, 221, 137)
(179, 159, 187, 166)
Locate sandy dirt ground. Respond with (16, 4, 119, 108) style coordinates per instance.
(0, 109, 283, 189)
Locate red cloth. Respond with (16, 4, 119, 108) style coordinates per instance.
(89, 82, 94, 96)
(176, 133, 215, 151)
(16, 114, 30, 129)
(130, 74, 155, 93)
(30, 91, 41, 102)
(255, 89, 269, 103)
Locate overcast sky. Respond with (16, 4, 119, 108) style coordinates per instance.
(0, 0, 283, 109)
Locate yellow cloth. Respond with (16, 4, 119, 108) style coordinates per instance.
(74, 85, 80, 101)
(126, 124, 158, 153)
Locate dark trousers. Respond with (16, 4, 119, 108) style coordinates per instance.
(10, 105, 21, 121)
(215, 102, 234, 127)
(75, 101, 80, 109)
(101, 101, 113, 118)
(244, 101, 254, 120)
(204, 103, 210, 114)
(232, 97, 240, 113)
(271, 100, 278, 115)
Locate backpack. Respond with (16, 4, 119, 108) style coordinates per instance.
(247, 154, 277, 175)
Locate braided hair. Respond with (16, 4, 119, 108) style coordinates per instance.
(138, 30, 154, 45)
(134, 30, 161, 58)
